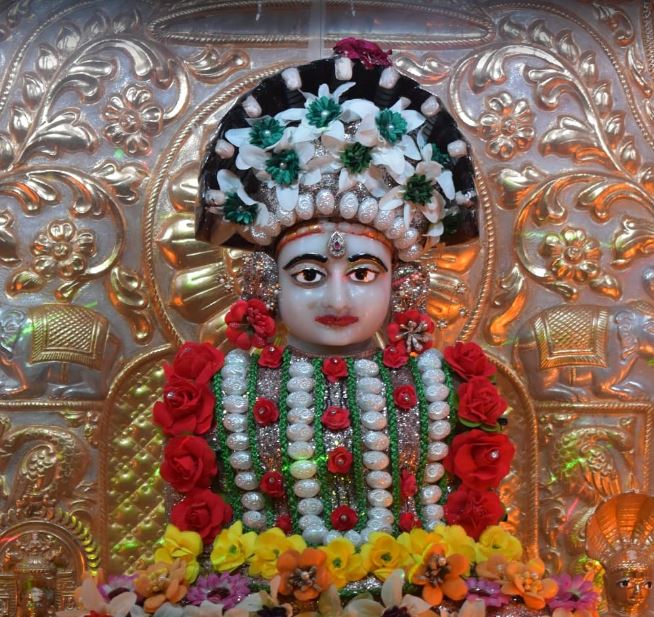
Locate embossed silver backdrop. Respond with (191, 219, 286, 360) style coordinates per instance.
(0, 1, 651, 614)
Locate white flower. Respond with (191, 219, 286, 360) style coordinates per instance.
(227, 577, 292, 617)
(55, 578, 143, 617)
(181, 600, 229, 617)
(217, 169, 270, 228)
(225, 111, 299, 151)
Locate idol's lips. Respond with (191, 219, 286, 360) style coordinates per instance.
(315, 315, 359, 327)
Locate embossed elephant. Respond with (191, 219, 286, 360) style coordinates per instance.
(515, 301, 654, 401)
(0, 303, 121, 399)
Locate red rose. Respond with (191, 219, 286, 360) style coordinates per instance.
(394, 384, 417, 411)
(443, 486, 505, 540)
(331, 505, 358, 531)
(333, 37, 392, 69)
(444, 342, 496, 380)
(400, 469, 417, 499)
(276, 513, 292, 534)
(166, 341, 225, 385)
(399, 512, 421, 532)
(258, 345, 284, 368)
(170, 488, 232, 544)
(153, 375, 214, 437)
(321, 406, 350, 431)
(327, 447, 353, 474)
(322, 357, 348, 383)
(443, 429, 515, 490)
(160, 435, 217, 493)
(382, 341, 409, 369)
(457, 377, 507, 427)
(387, 310, 434, 353)
(260, 471, 285, 498)
(253, 397, 279, 426)
(225, 299, 275, 350)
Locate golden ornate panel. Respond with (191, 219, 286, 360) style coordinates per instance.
(0, 0, 651, 613)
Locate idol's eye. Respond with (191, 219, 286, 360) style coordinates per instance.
(290, 267, 326, 285)
(619, 579, 630, 588)
(347, 267, 379, 283)
(646, 581, 652, 589)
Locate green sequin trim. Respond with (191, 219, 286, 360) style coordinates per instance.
(376, 109, 407, 144)
(439, 360, 458, 506)
(278, 348, 299, 532)
(213, 371, 242, 521)
(311, 357, 333, 526)
(223, 191, 257, 225)
(346, 358, 368, 532)
(266, 149, 300, 186)
(306, 96, 341, 128)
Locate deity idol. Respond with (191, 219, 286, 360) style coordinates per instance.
(152, 41, 521, 613)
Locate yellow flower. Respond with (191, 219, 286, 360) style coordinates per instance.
(398, 528, 444, 565)
(248, 527, 306, 579)
(360, 532, 411, 581)
(320, 537, 367, 588)
(475, 525, 523, 563)
(431, 524, 476, 564)
(211, 521, 257, 572)
(153, 524, 202, 583)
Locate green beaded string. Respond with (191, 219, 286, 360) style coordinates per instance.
(376, 354, 401, 535)
(277, 348, 299, 532)
(439, 360, 458, 505)
(212, 370, 242, 521)
(408, 356, 431, 527)
(345, 358, 368, 532)
(311, 357, 333, 526)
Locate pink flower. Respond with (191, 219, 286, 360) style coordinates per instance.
(333, 38, 392, 69)
(549, 574, 600, 613)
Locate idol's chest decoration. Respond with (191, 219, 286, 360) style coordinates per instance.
(215, 347, 453, 547)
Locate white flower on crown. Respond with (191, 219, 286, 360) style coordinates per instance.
(216, 169, 270, 227)
(225, 110, 297, 152)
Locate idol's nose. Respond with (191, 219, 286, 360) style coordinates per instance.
(323, 273, 350, 312)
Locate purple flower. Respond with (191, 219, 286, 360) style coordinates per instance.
(186, 573, 250, 609)
(549, 573, 600, 611)
(466, 577, 510, 608)
(99, 574, 136, 601)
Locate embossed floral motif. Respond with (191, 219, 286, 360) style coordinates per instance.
(102, 84, 164, 155)
(539, 227, 601, 283)
(478, 92, 534, 160)
(31, 219, 96, 280)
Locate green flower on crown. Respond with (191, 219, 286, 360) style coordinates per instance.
(431, 143, 451, 167)
(306, 96, 342, 128)
(403, 174, 437, 206)
(376, 109, 408, 144)
(223, 192, 258, 225)
(266, 149, 300, 186)
(249, 117, 284, 149)
(340, 142, 373, 174)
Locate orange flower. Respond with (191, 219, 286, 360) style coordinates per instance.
(501, 558, 558, 610)
(409, 544, 469, 606)
(133, 559, 187, 613)
(475, 554, 510, 582)
(277, 548, 333, 602)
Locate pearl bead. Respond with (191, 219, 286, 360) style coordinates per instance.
(290, 460, 317, 480)
(299, 514, 323, 530)
(315, 189, 336, 216)
(324, 530, 342, 544)
(363, 451, 389, 470)
(366, 470, 392, 489)
(428, 442, 448, 462)
(241, 491, 265, 510)
(361, 411, 387, 430)
(367, 518, 393, 533)
(339, 191, 359, 219)
(243, 95, 262, 118)
(287, 422, 314, 442)
(368, 507, 393, 524)
(357, 393, 385, 412)
(428, 402, 450, 421)
(294, 479, 320, 498)
(354, 359, 379, 377)
(422, 504, 444, 521)
(287, 377, 314, 392)
(429, 420, 451, 441)
(277, 207, 296, 227)
(279, 161, 287, 169)
(321, 109, 329, 117)
(296, 193, 315, 220)
(235, 471, 258, 491)
(367, 489, 393, 508)
(225, 349, 250, 366)
(421, 369, 445, 385)
(357, 377, 383, 394)
(387, 217, 406, 239)
(335, 56, 353, 80)
(373, 209, 395, 231)
(357, 197, 378, 224)
(288, 408, 314, 424)
(420, 485, 442, 505)
(289, 361, 313, 377)
(222, 365, 247, 379)
(223, 414, 247, 433)
(344, 530, 362, 546)
(363, 431, 389, 451)
(223, 395, 248, 414)
(227, 432, 248, 451)
(287, 391, 312, 408)
(288, 441, 315, 460)
(425, 384, 449, 402)
(416, 349, 442, 370)
(489, 448, 500, 460)
(424, 463, 445, 483)
(229, 451, 251, 470)
(222, 378, 247, 396)
(243, 510, 266, 529)
(302, 527, 326, 545)
(398, 245, 423, 262)
(298, 498, 323, 516)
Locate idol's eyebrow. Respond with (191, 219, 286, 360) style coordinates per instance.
(283, 253, 328, 270)
(347, 253, 389, 272)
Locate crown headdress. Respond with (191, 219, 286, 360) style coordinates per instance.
(197, 42, 478, 260)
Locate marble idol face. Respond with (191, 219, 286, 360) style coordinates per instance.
(605, 564, 653, 613)
(276, 224, 392, 356)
